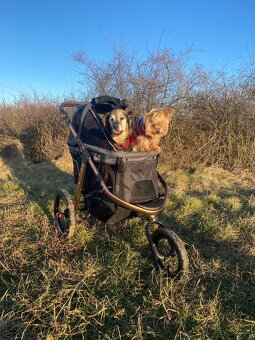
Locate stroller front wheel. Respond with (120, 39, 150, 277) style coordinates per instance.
(151, 227, 189, 279)
(54, 189, 76, 238)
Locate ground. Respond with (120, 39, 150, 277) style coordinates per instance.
(0, 148, 254, 339)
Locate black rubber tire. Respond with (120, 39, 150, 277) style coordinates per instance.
(54, 189, 76, 238)
(151, 227, 189, 279)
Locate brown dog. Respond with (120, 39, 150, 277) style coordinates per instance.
(103, 108, 132, 147)
(132, 108, 173, 152)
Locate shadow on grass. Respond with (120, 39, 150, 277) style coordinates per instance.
(69, 218, 181, 339)
(161, 191, 255, 320)
(1, 151, 74, 217)
(2, 150, 254, 336)
(6, 149, 252, 320)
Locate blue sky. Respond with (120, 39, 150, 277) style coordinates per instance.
(1, 0, 255, 101)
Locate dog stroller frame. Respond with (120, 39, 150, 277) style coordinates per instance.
(54, 97, 189, 278)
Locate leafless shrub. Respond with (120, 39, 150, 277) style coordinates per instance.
(73, 46, 255, 171)
(1, 46, 254, 170)
(73, 44, 207, 113)
(163, 67, 255, 170)
(0, 94, 67, 163)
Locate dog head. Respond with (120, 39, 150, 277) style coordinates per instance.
(104, 108, 132, 145)
(144, 108, 173, 138)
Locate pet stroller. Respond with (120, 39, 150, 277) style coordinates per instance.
(54, 96, 189, 278)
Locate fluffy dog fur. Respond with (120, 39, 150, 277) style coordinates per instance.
(103, 108, 131, 146)
(132, 108, 173, 152)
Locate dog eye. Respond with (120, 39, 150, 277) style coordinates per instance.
(110, 117, 114, 122)
(120, 117, 125, 120)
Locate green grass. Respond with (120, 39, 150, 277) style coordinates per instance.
(0, 155, 254, 339)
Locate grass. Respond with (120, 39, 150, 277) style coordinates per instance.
(0, 150, 254, 339)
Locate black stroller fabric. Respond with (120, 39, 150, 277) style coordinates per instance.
(68, 103, 115, 150)
(68, 96, 159, 224)
(91, 95, 128, 114)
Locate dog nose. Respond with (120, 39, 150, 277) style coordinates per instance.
(155, 128, 160, 133)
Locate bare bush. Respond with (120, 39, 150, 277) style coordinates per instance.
(163, 68, 255, 170)
(74, 46, 255, 171)
(1, 46, 254, 170)
(0, 94, 67, 163)
(73, 45, 207, 114)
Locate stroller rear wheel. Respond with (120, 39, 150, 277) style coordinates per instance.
(151, 227, 189, 279)
(54, 189, 76, 238)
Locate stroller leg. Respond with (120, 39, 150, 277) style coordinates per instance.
(73, 162, 87, 212)
(145, 218, 189, 278)
(145, 218, 165, 270)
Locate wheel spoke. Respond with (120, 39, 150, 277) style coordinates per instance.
(54, 189, 76, 238)
(151, 227, 189, 279)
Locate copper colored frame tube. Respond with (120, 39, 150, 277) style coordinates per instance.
(87, 158, 168, 216)
(73, 162, 86, 212)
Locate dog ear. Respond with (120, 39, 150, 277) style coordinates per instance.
(164, 108, 174, 121)
(144, 111, 152, 124)
(101, 114, 107, 126)
(102, 111, 112, 124)
(126, 110, 134, 128)
(101, 112, 111, 132)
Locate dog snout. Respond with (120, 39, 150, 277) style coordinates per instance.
(113, 121, 120, 129)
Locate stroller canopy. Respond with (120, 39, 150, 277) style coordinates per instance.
(68, 96, 129, 151)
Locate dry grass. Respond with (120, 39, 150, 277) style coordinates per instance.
(0, 96, 66, 163)
(0, 150, 255, 339)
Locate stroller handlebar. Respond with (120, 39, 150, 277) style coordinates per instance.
(59, 101, 87, 124)
(59, 101, 92, 160)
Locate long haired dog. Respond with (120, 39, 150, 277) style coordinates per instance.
(103, 109, 132, 147)
(132, 108, 173, 152)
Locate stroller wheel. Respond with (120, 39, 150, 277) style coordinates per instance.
(151, 227, 189, 279)
(54, 189, 76, 238)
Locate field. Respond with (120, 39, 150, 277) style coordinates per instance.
(0, 144, 254, 339)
